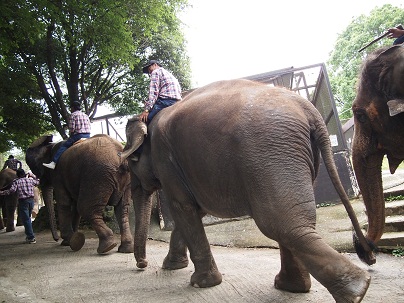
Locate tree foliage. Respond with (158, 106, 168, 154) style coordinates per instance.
(327, 4, 404, 120)
(0, 0, 191, 152)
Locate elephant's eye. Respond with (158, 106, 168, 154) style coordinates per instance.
(354, 110, 367, 123)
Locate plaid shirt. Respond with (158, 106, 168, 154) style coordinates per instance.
(1, 177, 39, 200)
(145, 67, 182, 111)
(3, 159, 22, 170)
(69, 110, 91, 135)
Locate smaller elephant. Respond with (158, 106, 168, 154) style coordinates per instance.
(0, 168, 18, 232)
(26, 134, 133, 254)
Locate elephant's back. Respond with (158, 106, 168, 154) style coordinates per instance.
(151, 80, 320, 216)
(58, 134, 123, 172)
(156, 79, 316, 149)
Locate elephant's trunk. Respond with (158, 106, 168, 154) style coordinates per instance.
(42, 185, 59, 241)
(352, 150, 385, 244)
(133, 186, 153, 268)
(120, 117, 147, 161)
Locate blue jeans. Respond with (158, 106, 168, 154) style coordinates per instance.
(18, 198, 35, 240)
(147, 98, 177, 124)
(53, 133, 90, 163)
(134, 98, 177, 155)
(393, 35, 404, 45)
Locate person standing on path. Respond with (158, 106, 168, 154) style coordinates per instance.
(0, 168, 39, 243)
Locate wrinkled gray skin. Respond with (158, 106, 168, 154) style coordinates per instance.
(0, 168, 18, 232)
(122, 79, 374, 302)
(26, 134, 133, 254)
(352, 45, 404, 246)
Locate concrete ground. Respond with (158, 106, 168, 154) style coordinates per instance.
(0, 170, 403, 302)
(1, 196, 403, 303)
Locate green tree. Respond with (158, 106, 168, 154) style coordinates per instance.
(0, 0, 191, 151)
(327, 4, 404, 120)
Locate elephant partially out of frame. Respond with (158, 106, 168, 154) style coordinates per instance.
(352, 45, 404, 247)
(0, 168, 18, 232)
(26, 134, 133, 254)
(122, 79, 375, 302)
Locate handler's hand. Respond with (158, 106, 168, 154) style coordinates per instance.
(387, 27, 404, 39)
(140, 111, 149, 123)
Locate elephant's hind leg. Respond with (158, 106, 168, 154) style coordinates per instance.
(275, 245, 311, 293)
(162, 227, 189, 269)
(290, 235, 370, 302)
(90, 215, 117, 254)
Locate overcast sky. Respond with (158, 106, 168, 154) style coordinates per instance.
(181, 0, 404, 87)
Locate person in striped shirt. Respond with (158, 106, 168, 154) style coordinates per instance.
(43, 101, 91, 169)
(0, 169, 39, 243)
(139, 60, 182, 124)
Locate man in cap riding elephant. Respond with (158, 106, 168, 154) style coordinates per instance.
(139, 60, 182, 124)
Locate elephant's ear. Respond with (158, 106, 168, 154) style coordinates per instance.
(120, 116, 147, 161)
(387, 99, 404, 116)
(28, 135, 53, 148)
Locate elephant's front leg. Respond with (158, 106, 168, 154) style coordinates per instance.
(132, 186, 154, 268)
(57, 203, 75, 246)
(169, 199, 222, 288)
(162, 227, 189, 269)
(275, 245, 311, 292)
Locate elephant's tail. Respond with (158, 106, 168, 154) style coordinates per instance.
(312, 121, 377, 265)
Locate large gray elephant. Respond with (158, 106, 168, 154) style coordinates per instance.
(121, 79, 375, 302)
(352, 45, 404, 246)
(26, 134, 133, 254)
(0, 168, 18, 231)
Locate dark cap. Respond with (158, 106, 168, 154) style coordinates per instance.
(16, 168, 25, 178)
(71, 101, 81, 110)
(142, 60, 160, 73)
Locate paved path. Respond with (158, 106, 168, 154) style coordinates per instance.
(1, 197, 404, 303)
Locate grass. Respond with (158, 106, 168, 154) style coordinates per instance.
(392, 247, 404, 257)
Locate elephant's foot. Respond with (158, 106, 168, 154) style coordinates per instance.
(70, 232, 86, 251)
(6, 226, 15, 232)
(329, 271, 371, 303)
(136, 258, 148, 269)
(60, 239, 70, 246)
(97, 237, 117, 254)
(162, 254, 189, 270)
(274, 271, 311, 293)
(190, 270, 222, 288)
(118, 241, 134, 253)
